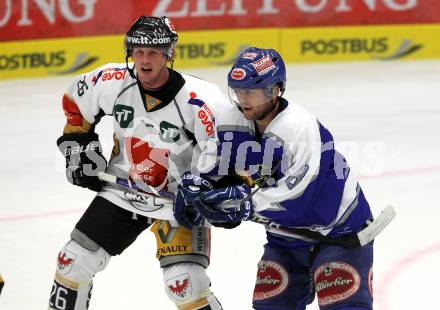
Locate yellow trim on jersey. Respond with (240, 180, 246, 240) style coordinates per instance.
(179, 297, 210, 310)
(54, 271, 79, 290)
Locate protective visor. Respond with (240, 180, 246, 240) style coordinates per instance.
(228, 86, 275, 108)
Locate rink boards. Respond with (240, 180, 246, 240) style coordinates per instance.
(1, 23, 440, 80)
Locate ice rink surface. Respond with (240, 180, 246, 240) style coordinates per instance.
(1, 60, 439, 309)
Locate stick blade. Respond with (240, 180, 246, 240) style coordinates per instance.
(357, 205, 396, 246)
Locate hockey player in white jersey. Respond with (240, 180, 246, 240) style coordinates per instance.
(174, 47, 375, 309)
(50, 16, 224, 310)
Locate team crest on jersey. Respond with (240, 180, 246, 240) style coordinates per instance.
(166, 273, 192, 300)
(145, 94, 163, 112)
(252, 55, 275, 75)
(253, 260, 288, 300)
(159, 121, 180, 143)
(114, 104, 134, 128)
(125, 137, 170, 189)
(57, 249, 76, 275)
(314, 262, 361, 306)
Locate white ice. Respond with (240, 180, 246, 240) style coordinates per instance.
(1, 60, 439, 310)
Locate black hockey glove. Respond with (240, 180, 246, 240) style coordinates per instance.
(57, 132, 107, 192)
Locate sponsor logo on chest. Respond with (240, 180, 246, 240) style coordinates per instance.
(159, 121, 180, 143)
(92, 68, 127, 85)
(113, 104, 134, 128)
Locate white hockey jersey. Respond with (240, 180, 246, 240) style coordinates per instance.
(61, 63, 227, 219)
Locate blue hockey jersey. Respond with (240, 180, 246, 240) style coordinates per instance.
(198, 98, 373, 248)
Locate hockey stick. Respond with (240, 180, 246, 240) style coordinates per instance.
(98, 172, 395, 248)
(253, 205, 396, 249)
(229, 161, 395, 248)
(97, 172, 175, 200)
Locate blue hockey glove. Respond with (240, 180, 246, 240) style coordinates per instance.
(173, 172, 214, 229)
(193, 185, 254, 225)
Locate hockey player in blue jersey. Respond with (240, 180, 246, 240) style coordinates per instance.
(174, 47, 375, 309)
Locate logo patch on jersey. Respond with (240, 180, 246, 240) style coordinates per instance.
(187, 92, 215, 137)
(230, 68, 246, 80)
(123, 192, 169, 213)
(166, 273, 192, 300)
(157, 220, 179, 244)
(252, 55, 275, 76)
(125, 137, 169, 189)
(145, 94, 163, 112)
(92, 67, 127, 85)
(92, 70, 103, 85)
(114, 104, 134, 128)
(253, 260, 288, 301)
(57, 249, 76, 274)
(159, 121, 180, 143)
(314, 262, 361, 306)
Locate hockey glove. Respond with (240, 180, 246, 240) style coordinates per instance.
(193, 185, 254, 226)
(57, 132, 107, 192)
(173, 172, 214, 229)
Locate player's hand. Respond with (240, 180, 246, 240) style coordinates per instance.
(173, 172, 214, 229)
(193, 185, 254, 225)
(57, 132, 107, 192)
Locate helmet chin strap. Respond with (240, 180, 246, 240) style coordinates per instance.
(125, 55, 136, 79)
(256, 97, 278, 121)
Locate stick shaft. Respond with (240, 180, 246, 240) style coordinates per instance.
(98, 173, 395, 248)
(97, 172, 174, 200)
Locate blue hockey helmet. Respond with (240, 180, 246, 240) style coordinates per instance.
(228, 47, 286, 92)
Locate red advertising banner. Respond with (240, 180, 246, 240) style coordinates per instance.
(1, 0, 440, 42)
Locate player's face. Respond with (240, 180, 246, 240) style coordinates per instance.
(131, 47, 169, 90)
(230, 88, 276, 120)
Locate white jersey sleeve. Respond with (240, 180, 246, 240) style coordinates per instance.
(62, 63, 130, 129)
